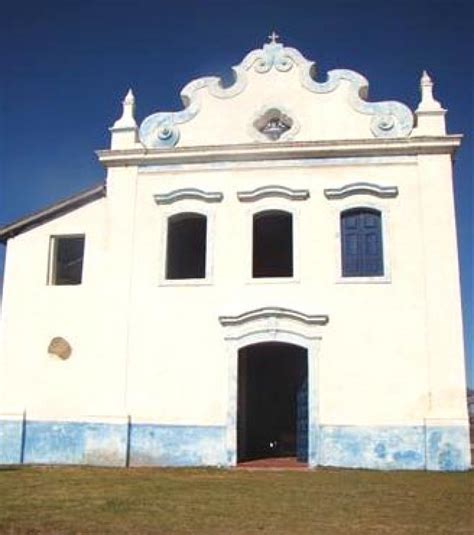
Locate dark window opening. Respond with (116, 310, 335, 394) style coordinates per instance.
(253, 210, 293, 278)
(341, 208, 383, 277)
(166, 213, 207, 279)
(238, 342, 308, 463)
(51, 235, 85, 285)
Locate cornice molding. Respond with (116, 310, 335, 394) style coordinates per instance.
(324, 182, 399, 199)
(138, 41, 414, 149)
(219, 307, 329, 327)
(153, 188, 223, 205)
(237, 185, 309, 202)
(96, 136, 462, 168)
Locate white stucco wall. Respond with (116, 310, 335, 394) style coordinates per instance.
(0, 153, 467, 428)
(0, 199, 128, 420)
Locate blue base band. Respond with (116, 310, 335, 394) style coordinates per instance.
(0, 420, 470, 471)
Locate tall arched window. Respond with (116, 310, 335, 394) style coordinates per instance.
(341, 208, 383, 277)
(253, 210, 293, 278)
(166, 212, 207, 279)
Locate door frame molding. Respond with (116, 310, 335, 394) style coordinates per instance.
(219, 307, 328, 468)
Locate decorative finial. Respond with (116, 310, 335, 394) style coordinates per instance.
(421, 70, 432, 86)
(124, 88, 135, 104)
(417, 70, 442, 112)
(112, 88, 137, 129)
(268, 31, 280, 44)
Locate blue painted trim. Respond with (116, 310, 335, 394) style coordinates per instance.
(22, 421, 128, 466)
(0, 420, 23, 464)
(319, 425, 471, 471)
(130, 424, 227, 467)
(319, 425, 426, 470)
(426, 426, 471, 471)
(0, 420, 469, 470)
(0, 420, 227, 468)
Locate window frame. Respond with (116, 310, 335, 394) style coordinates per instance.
(334, 201, 392, 284)
(245, 200, 300, 285)
(158, 204, 215, 286)
(48, 234, 86, 286)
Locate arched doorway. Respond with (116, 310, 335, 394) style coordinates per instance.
(237, 342, 308, 464)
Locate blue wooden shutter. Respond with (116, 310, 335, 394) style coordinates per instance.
(296, 377, 308, 462)
(361, 211, 383, 276)
(341, 212, 361, 276)
(341, 209, 383, 276)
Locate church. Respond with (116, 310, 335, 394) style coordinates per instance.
(0, 36, 470, 470)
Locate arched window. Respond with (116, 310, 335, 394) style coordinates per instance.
(253, 210, 293, 278)
(166, 213, 207, 279)
(341, 208, 383, 277)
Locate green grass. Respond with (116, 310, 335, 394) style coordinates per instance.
(0, 466, 472, 534)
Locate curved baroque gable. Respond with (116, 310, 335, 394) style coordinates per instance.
(139, 40, 414, 149)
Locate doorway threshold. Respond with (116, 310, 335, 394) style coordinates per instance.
(236, 457, 308, 471)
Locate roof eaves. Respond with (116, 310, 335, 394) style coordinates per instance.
(0, 183, 106, 244)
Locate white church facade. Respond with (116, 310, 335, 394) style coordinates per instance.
(0, 37, 470, 470)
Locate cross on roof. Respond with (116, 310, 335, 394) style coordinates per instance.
(268, 31, 280, 44)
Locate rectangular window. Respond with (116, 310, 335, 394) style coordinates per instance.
(166, 213, 207, 279)
(341, 209, 383, 277)
(252, 210, 293, 278)
(50, 235, 85, 285)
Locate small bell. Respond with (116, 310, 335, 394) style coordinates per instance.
(261, 117, 290, 140)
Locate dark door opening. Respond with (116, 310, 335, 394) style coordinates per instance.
(237, 342, 308, 464)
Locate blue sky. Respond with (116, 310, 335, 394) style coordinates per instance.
(1, 0, 472, 385)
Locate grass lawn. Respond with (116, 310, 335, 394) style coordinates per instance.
(0, 466, 472, 534)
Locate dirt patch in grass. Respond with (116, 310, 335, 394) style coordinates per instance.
(0, 466, 472, 534)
